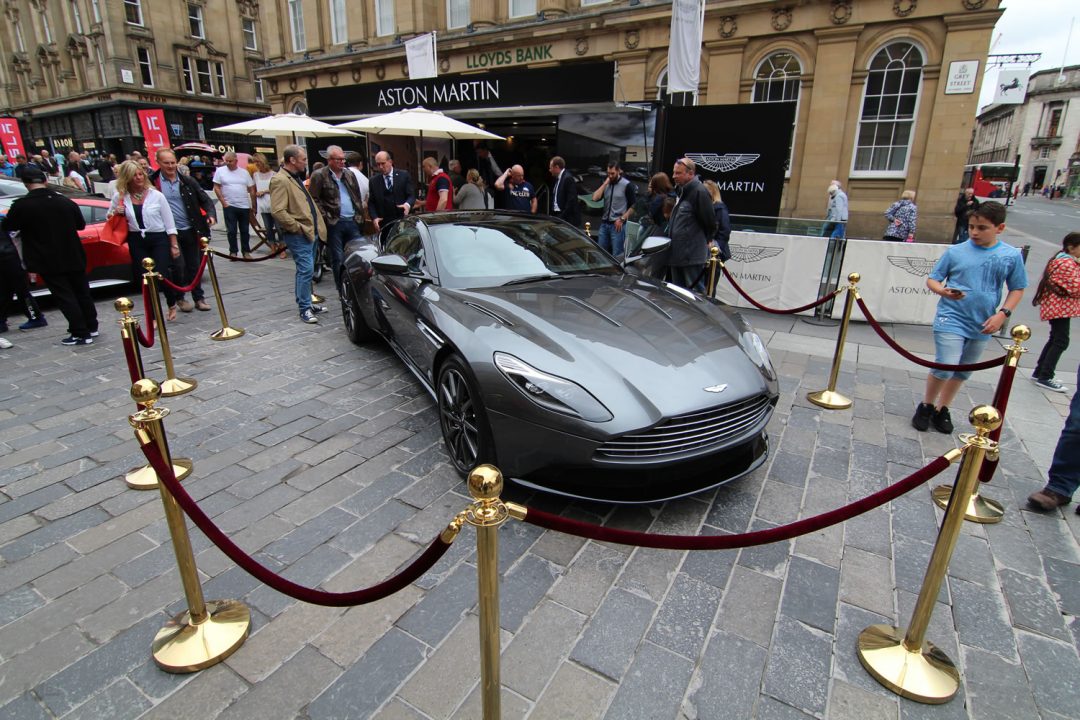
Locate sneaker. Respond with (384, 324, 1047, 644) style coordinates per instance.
(912, 402, 934, 431)
(177, 299, 194, 313)
(311, 304, 328, 314)
(89, 330, 99, 337)
(19, 317, 47, 330)
(300, 309, 319, 324)
(1027, 487, 1070, 512)
(0, 337, 12, 349)
(60, 335, 93, 346)
(195, 299, 211, 311)
(932, 406, 954, 434)
(243, 252, 253, 259)
(1034, 377, 1068, 393)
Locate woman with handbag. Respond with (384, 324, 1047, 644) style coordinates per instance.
(883, 190, 918, 242)
(109, 160, 181, 321)
(1031, 232, 1080, 393)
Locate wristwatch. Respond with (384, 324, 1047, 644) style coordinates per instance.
(999, 308, 1012, 318)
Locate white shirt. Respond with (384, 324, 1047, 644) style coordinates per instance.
(347, 166, 370, 207)
(213, 165, 254, 208)
(67, 169, 87, 192)
(109, 187, 177, 237)
(253, 170, 275, 214)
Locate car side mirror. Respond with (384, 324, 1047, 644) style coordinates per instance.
(624, 236, 671, 265)
(372, 254, 410, 275)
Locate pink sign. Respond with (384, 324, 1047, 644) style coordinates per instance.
(137, 109, 171, 170)
(0, 117, 26, 159)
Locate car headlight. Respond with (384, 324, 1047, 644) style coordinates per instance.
(742, 331, 776, 379)
(494, 352, 612, 422)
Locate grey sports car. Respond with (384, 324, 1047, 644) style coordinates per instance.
(339, 211, 779, 503)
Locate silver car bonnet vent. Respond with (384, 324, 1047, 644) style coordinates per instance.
(464, 301, 515, 327)
(622, 288, 673, 319)
(559, 296, 621, 327)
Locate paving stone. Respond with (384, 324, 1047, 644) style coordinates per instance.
(1043, 556, 1080, 617)
(947, 532, 998, 588)
(211, 483, 304, 534)
(1, 574, 125, 656)
(0, 515, 41, 548)
(331, 499, 416, 556)
(832, 603, 898, 699)
(262, 507, 356, 565)
(840, 545, 894, 617)
(274, 475, 360, 526)
(962, 646, 1039, 720)
(1015, 631, 1080, 718)
(718, 564, 782, 647)
(780, 555, 840, 633)
(450, 683, 532, 720)
(950, 577, 1017, 660)
(0, 625, 96, 708)
(680, 543, 736, 590)
(529, 527, 586, 567)
(0, 585, 43, 626)
(646, 572, 721, 660)
(0, 483, 70, 525)
(737, 519, 791, 578)
(501, 552, 560, 633)
(756, 695, 817, 719)
(826, 679, 898, 720)
(396, 561, 477, 647)
(603, 641, 693, 720)
(371, 698, 430, 720)
(548, 541, 625, 615)
(218, 645, 340, 720)
(0, 506, 109, 562)
(399, 614, 481, 717)
(616, 545, 684, 603)
(893, 533, 947, 604)
(1021, 510, 1080, 564)
(683, 628, 767, 720)
(307, 628, 427, 719)
(63, 678, 151, 720)
(338, 468, 416, 518)
(763, 615, 832, 716)
(846, 507, 893, 559)
(0, 543, 78, 597)
(570, 587, 656, 681)
(985, 522, 1046, 577)
(766, 450, 812, 489)
(998, 567, 1071, 641)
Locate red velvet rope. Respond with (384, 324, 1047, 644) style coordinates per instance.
(212, 246, 287, 263)
(979, 361, 1017, 483)
(521, 454, 954, 550)
(138, 439, 454, 607)
(721, 266, 841, 315)
(122, 333, 142, 383)
(159, 254, 209, 293)
(136, 284, 156, 348)
(856, 297, 1006, 372)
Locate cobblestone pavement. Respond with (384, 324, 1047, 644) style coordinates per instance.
(1, 240, 1078, 720)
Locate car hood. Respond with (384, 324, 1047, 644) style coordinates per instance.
(443, 275, 771, 414)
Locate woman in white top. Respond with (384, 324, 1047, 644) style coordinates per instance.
(213, 151, 256, 258)
(109, 160, 181, 320)
(250, 153, 282, 255)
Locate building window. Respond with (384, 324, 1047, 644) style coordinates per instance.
(329, 0, 347, 44)
(71, 0, 84, 33)
(1046, 107, 1063, 137)
(215, 62, 226, 97)
(137, 46, 153, 86)
(752, 52, 801, 173)
(447, 0, 469, 28)
(375, 0, 394, 36)
(14, 20, 26, 52)
(90, 0, 101, 23)
(181, 56, 194, 92)
(196, 58, 213, 94)
(242, 18, 257, 50)
(1039, 146, 1051, 160)
(288, 0, 305, 51)
(124, 0, 143, 25)
(853, 42, 924, 175)
(254, 76, 264, 102)
(188, 4, 204, 39)
(40, 10, 53, 43)
(580, 0, 610, 5)
(509, 0, 536, 17)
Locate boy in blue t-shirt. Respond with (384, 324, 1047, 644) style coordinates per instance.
(912, 201, 1027, 433)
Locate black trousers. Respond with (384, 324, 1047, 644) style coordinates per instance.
(40, 268, 97, 338)
(172, 228, 205, 302)
(0, 251, 43, 326)
(1034, 317, 1072, 381)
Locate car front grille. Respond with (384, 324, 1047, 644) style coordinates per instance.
(595, 394, 774, 462)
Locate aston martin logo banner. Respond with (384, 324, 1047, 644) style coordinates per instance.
(834, 239, 950, 324)
(714, 233, 826, 314)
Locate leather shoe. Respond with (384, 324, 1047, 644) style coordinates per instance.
(177, 299, 194, 313)
(1027, 487, 1070, 512)
(195, 299, 211, 311)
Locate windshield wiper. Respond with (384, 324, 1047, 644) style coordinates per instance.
(501, 273, 560, 286)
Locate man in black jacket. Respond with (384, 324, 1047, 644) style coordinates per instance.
(151, 148, 217, 312)
(549, 156, 581, 227)
(368, 151, 415, 236)
(668, 157, 716, 291)
(1, 167, 97, 345)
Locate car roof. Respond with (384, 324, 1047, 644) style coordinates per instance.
(416, 210, 563, 228)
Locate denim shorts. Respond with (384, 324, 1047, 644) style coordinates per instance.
(930, 331, 990, 381)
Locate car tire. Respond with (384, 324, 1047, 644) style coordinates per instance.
(437, 355, 495, 477)
(340, 272, 375, 344)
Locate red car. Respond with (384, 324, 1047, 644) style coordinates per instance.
(1, 193, 134, 295)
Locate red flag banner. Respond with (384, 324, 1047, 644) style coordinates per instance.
(0, 118, 26, 160)
(137, 109, 171, 170)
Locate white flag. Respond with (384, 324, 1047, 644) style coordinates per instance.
(668, 0, 705, 94)
(406, 32, 438, 80)
(991, 69, 1029, 105)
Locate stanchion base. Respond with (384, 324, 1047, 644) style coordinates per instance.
(931, 485, 1005, 524)
(210, 326, 246, 341)
(857, 624, 959, 704)
(125, 457, 192, 490)
(311, 293, 326, 304)
(807, 389, 853, 410)
(801, 316, 840, 327)
(159, 376, 197, 397)
(152, 599, 251, 673)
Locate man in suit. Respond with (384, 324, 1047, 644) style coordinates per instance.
(369, 151, 415, 237)
(270, 144, 328, 324)
(549, 156, 580, 226)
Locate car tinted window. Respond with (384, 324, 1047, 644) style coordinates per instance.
(79, 205, 95, 224)
(430, 219, 619, 289)
(385, 225, 427, 272)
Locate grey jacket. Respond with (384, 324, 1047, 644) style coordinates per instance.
(668, 178, 717, 267)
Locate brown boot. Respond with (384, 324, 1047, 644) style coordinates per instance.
(1027, 487, 1071, 512)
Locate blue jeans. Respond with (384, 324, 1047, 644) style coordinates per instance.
(1047, 367, 1080, 498)
(823, 222, 845, 240)
(281, 232, 314, 313)
(260, 212, 277, 246)
(327, 217, 362, 291)
(223, 205, 251, 254)
(598, 221, 626, 257)
(929, 331, 989, 381)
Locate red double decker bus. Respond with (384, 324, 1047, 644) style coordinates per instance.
(961, 163, 1021, 202)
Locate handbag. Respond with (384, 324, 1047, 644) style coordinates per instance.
(101, 195, 129, 246)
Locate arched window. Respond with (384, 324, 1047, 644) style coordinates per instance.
(656, 67, 697, 106)
(752, 52, 801, 172)
(853, 42, 924, 175)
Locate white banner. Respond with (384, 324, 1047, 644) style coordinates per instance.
(406, 32, 438, 80)
(991, 69, 1029, 105)
(833, 239, 949, 324)
(714, 232, 828, 316)
(667, 0, 705, 93)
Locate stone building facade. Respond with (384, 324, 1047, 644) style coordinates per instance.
(256, 0, 1002, 242)
(0, 0, 272, 159)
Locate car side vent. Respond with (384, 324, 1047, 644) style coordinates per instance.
(464, 302, 514, 327)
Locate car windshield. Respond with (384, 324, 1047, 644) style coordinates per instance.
(429, 218, 621, 289)
(0, 176, 85, 197)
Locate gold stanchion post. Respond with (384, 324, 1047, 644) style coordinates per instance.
(141, 258, 197, 397)
(931, 325, 1028, 524)
(311, 292, 326, 305)
(807, 272, 859, 410)
(858, 405, 999, 703)
(129, 379, 250, 672)
(706, 245, 721, 298)
(202, 239, 245, 341)
(584, 221, 592, 239)
(464, 465, 510, 720)
(118, 297, 193, 490)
